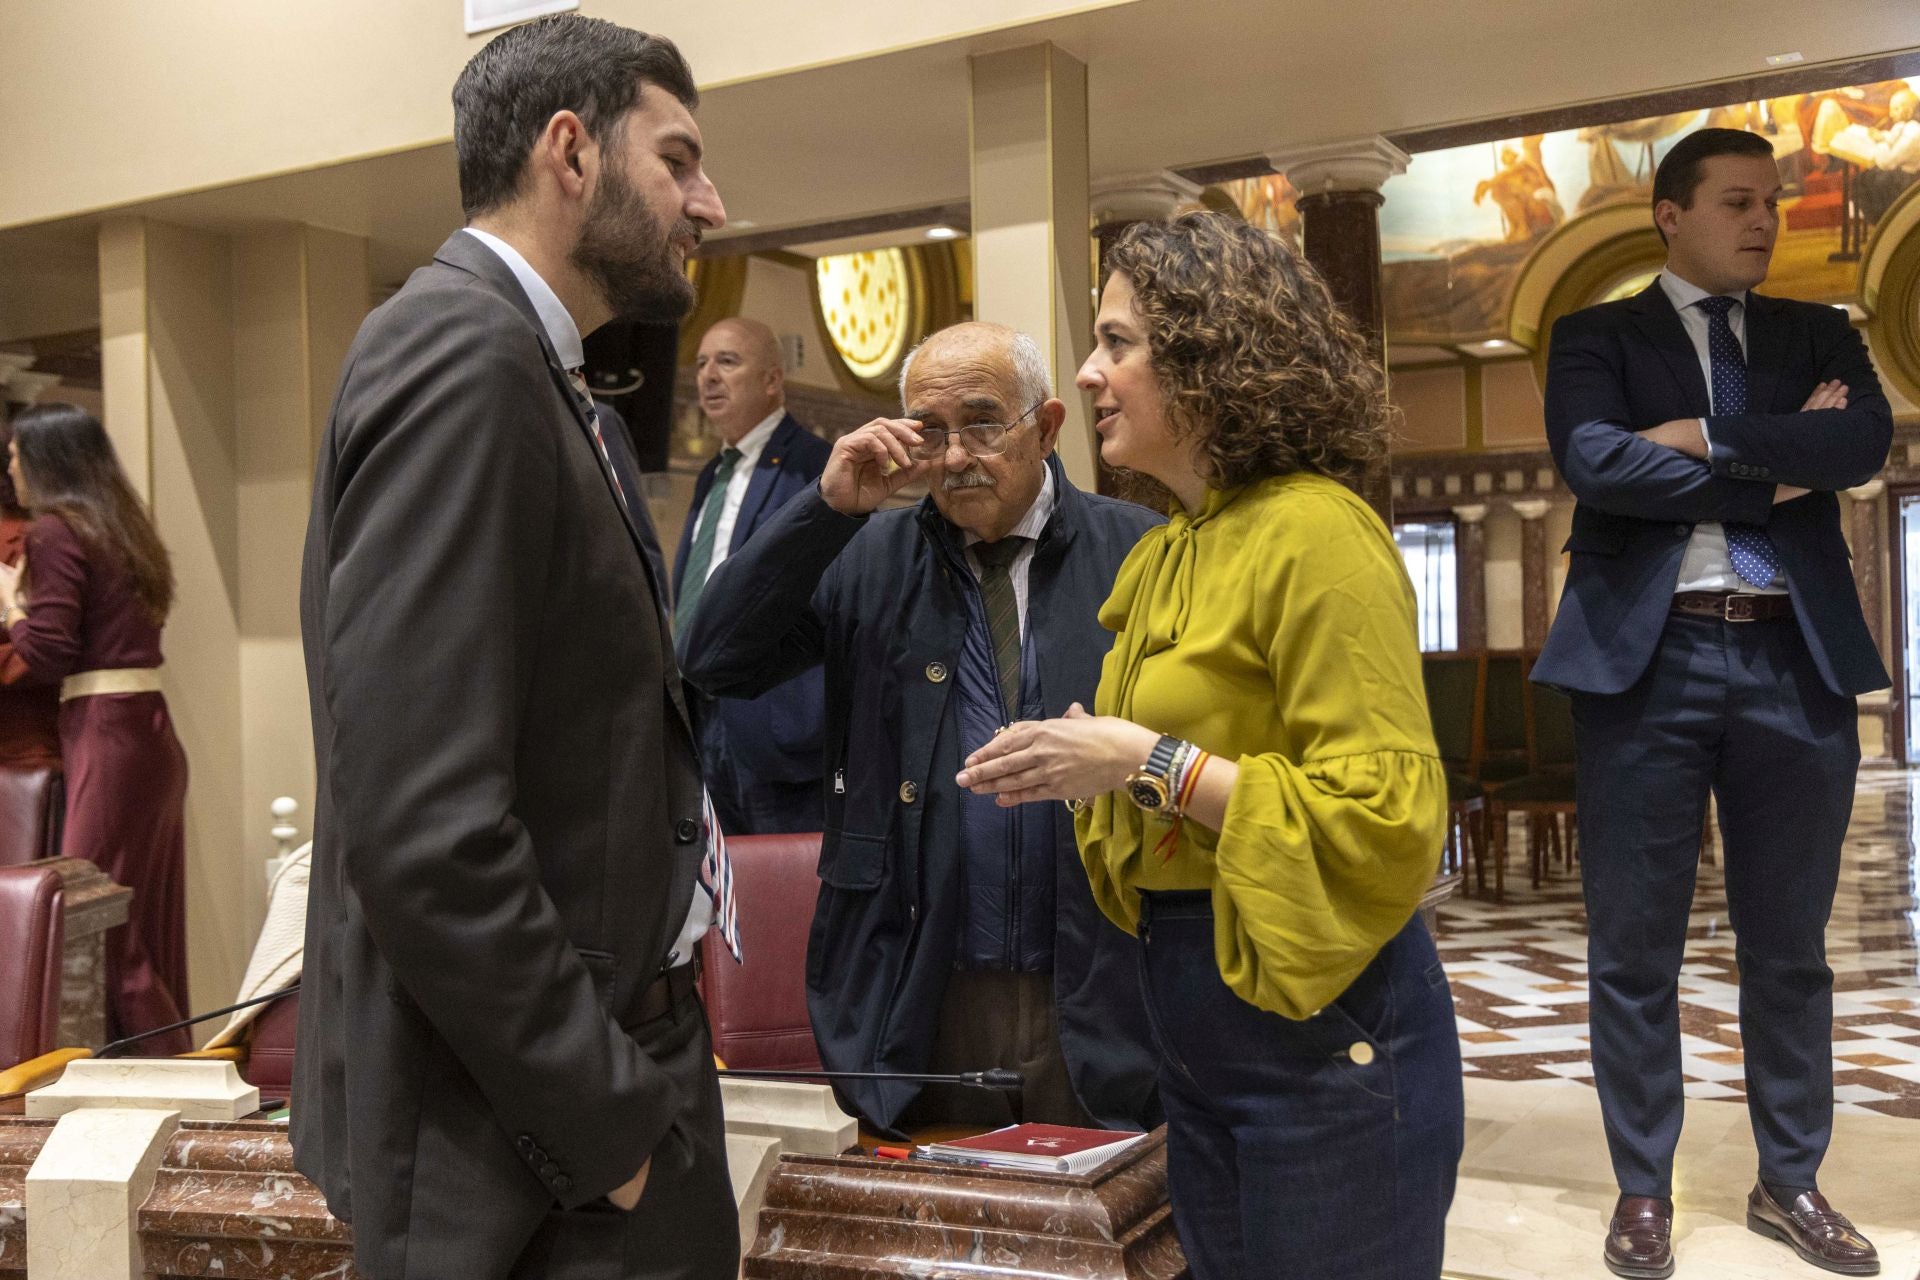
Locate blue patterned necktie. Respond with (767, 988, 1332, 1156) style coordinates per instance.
(1698, 295, 1779, 590)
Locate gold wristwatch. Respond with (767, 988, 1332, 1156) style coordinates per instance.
(1123, 734, 1183, 815)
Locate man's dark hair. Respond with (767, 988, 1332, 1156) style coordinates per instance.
(453, 14, 698, 218)
(1650, 128, 1776, 241)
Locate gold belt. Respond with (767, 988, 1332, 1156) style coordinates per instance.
(60, 667, 164, 702)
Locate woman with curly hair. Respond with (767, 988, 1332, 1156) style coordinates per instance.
(0, 403, 191, 1054)
(958, 211, 1463, 1278)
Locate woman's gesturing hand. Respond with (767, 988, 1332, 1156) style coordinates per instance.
(956, 703, 1160, 807)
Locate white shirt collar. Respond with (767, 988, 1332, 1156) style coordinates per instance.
(962, 463, 1057, 547)
(1658, 266, 1744, 315)
(725, 408, 786, 470)
(463, 227, 585, 371)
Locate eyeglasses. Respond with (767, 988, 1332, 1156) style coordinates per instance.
(907, 399, 1046, 461)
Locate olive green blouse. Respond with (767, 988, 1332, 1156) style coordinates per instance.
(1075, 471, 1447, 1020)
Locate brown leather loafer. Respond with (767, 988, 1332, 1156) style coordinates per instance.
(1604, 1194, 1675, 1279)
(1746, 1183, 1879, 1275)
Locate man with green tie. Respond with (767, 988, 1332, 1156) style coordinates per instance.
(671, 316, 831, 834)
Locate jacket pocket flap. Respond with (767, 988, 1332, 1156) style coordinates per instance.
(817, 831, 887, 891)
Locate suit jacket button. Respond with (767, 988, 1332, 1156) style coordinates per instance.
(554, 1174, 573, 1194)
(517, 1135, 536, 1154)
(675, 818, 699, 843)
(899, 781, 918, 803)
(925, 662, 948, 683)
(1348, 1041, 1377, 1066)
(540, 1161, 560, 1179)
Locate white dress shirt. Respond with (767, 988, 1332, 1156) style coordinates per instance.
(464, 228, 713, 964)
(1658, 268, 1786, 594)
(961, 465, 1057, 639)
(696, 408, 785, 582)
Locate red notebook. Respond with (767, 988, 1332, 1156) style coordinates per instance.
(915, 1124, 1145, 1174)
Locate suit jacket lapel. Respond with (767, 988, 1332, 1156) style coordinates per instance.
(431, 234, 692, 733)
(729, 414, 800, 552)
(1627, 282, 1711, 418)
(1743, 293, 1787, 414)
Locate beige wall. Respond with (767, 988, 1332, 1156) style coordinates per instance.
(100, 217, 368, 1029)
(1392, 366, 1468, 453)
(0, 0, 1126, 230)
(736, 257, 841, 392)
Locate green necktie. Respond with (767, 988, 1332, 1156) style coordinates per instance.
(674, 447, 742, 631)
(973, 536, 1029, 720)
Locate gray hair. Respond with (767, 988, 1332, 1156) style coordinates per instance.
(897, 327, 1053, 411)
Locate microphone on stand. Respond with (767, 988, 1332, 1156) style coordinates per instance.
(94, 984, 301, 1058)
(718, 1067, 1024, 1090)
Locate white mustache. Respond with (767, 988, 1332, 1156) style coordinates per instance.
(943, 470, 994, 491)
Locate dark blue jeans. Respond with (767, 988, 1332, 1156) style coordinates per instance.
(1137, 892, 1463, 1280)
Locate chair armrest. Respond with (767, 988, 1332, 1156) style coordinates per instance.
(0, 1046, 92, 1097)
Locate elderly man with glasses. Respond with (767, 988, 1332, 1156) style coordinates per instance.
(681, 321, 1164, 1135)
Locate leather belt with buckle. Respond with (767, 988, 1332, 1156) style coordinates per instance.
(1671, 591, 1793, 623)
(626, 959, 701, 1028)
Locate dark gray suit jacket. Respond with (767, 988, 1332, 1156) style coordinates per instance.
(294, 231, 712, 1278)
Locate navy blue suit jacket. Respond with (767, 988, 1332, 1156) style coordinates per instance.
(1533, 281, 1892, 698)
(672, 412, 833, 785)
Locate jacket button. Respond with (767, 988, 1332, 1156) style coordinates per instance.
(899, 781, 918, 803)
(554, 1174, 573, 1194)
(517, 1135, 536, 1154)
(1348, 1041, 1376, 1066)
(925, 662, 948, 683)
(539, 1161, 559, 1179)
(674, 818, 699, 843)
(1674, 525, 1690, 537)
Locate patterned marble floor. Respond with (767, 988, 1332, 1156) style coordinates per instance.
(1433, 767, 1920, 1121)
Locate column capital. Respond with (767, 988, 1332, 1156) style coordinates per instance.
(1511, 498, 1552, 521)
(1268, 136, 1409, 197)
(1451, 502, 1490, 524)
(1848, 478, 1887, 501)
(1091, 170, 1203, 228)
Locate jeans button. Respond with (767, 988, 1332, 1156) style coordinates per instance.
(1348, 1041, 1376, 1066)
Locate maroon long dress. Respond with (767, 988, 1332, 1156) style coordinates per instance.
(2, 514, 190, 1054)
(0, 514, 61, 769)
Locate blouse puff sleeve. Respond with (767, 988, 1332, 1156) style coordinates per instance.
(1212, 499, 1448, 1020)
(4, 517, 89, 681)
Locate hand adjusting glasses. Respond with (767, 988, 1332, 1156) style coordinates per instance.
(907, 399, 1046, 461)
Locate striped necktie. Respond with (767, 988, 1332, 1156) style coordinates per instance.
(700, 789, 742, 964)
(973, 536, 1030, 720)
(566, 367, 629, 515)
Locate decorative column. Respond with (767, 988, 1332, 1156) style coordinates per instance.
(970, 44, 1096, 490)
(1848, 479, 1887, 662)
(1271, 137, 1409, 523)
(1512, 499, 1552, 650)
(1090, 171, 1201, 503)
(1452, 503, 1489, 651)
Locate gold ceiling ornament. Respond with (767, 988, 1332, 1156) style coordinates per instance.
(814, 247, 927, 392)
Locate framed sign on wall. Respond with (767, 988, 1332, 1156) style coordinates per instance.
(466, 0, 578, 35)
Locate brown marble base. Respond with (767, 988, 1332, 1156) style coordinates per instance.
(744, 1126, 1188, 1279)
(138, 1119, 363, 1280)
(0, 1119, 53, 1280)
(41, 857, 131, 1048)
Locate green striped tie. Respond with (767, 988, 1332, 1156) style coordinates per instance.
(674, 448, 742, 632)
(973, 537, 1029, 720)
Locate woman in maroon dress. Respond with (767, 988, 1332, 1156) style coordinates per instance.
(0, 403, 190, 1054)
(0, 414, 61, 770)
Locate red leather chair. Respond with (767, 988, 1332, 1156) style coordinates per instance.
(237, 993, 300, 1096)
(0, 764, 63, 867)
(0, 863, 64, 1071)
(699, 832, 825, 1072)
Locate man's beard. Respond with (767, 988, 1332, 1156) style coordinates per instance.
(572, 159, 697, 323)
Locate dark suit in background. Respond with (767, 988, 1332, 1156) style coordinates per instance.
(296, 231, 735, 1279)
(673, 412, 831, 834)
(1535, 281, 1891, 1197)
